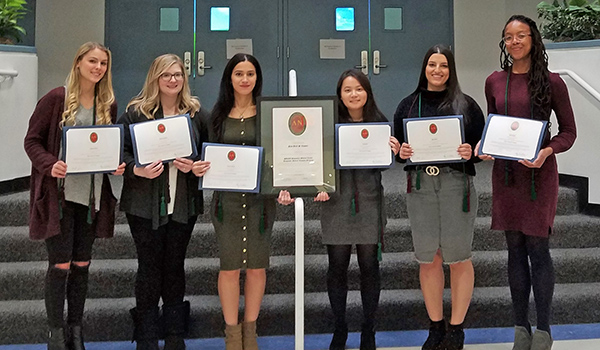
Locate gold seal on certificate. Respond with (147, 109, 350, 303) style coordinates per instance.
(62, 125, 123, 174)
(200, 143, 263, 193)
(336, 123, 392, 168)
(479, 114, 548, 161)
(403, 115, 465, 164)
(129, 114, 197, 166)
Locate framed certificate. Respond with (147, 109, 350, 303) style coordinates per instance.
(257, 96, 338, 195)
(129, 114, 198, 167)
(479, 114, 548, 161)
(403, 115, 465, 164)
(62, 125, 123, 174)
(199, 143, 263, 193)
(335, 122, 393, 169)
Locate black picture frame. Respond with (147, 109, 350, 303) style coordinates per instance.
(257, 96, 339, 196)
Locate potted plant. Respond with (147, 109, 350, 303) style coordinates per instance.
(537, 0, 600, 42)
(0, 0, 27, 44)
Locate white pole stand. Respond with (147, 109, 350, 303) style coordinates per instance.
(294, 197, 305, 350)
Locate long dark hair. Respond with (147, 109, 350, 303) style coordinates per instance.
(499, 15, 551, 119)
(211, 53, 263, 141)
(336, 69, 387, 123)
(415, 44, 467, 119)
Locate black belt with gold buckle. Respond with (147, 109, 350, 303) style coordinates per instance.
(425, 166, 440, 176)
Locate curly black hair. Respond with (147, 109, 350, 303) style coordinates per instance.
(499, 15, 551, 120)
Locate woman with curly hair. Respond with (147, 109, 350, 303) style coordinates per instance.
(118, 54, 209, 349)
(24, 42, 124, 349)
(477, 15, 576, 350)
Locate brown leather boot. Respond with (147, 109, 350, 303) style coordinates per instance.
(225, 323, 243, 350)
(242, 321, 259, 350)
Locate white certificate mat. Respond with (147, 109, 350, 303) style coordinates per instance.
(130, 114, 197, 166)
(479, 114, 547, 161)
(272, 107, 324, 187)
(404, 115, 464, 164)
(62, 125, 123, 174)
(336, 123, 392, 168)
(200, 143, 262, 193)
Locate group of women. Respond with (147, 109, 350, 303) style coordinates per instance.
(24, 14, 576, 350)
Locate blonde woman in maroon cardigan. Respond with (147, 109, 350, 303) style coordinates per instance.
(24, 42, 124, 350)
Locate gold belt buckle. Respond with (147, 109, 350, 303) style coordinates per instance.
(425, 166, 440, 176)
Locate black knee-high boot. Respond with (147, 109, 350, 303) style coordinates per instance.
(162, 301, 190, 350)
(66, 264, 90, 350)
(131, 307, 160, 350)
(45, 266, 69, 350)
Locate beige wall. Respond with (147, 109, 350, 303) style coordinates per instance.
(36, 0, 105, 98)
(453, 0, 541, 109)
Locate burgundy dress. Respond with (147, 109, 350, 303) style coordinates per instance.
(484, 71, 576, 237)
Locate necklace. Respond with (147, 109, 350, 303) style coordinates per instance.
(233, 104, 253, 121)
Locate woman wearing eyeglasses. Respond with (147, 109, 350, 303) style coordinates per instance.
(118, 54, 209, 350)
(476, 15, 576, 350)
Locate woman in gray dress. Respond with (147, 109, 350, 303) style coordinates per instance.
(192, 53, 292, 350)
(315, 69, 400, 350)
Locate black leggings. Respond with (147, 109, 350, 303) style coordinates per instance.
(505, 230, 554, 333)
(327, 244, 380, 328)
(127, 214, 196, 311)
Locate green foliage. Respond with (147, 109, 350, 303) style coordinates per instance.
(0, 0, 27, 44)
(537, 0, 600, 41)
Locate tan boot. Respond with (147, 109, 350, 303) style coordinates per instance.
(242, 321, 259, 350)
(225, 323, 242, 350)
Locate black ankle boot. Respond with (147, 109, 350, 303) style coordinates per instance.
(360, 322, 376, 350)
(422, 319, 445, 350)
(48, 327, 67, 350)
(130, 307, 160, 350)
(329, 324, 348, 350)
(442, 323, 465, 350)
(66, 324, 85, 350)
(162, 301, 190, 350)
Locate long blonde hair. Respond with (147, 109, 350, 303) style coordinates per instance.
(62, 42, 115, 127)
(127, 54, 200, 119)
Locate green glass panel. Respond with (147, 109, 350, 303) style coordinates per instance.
(159, 8, 179, 32)
(384, 8, 403, 30)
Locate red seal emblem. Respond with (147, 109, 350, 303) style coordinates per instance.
(157, 123, 166, 133)
(361, 129, 369, 139)
(511, 121, 520, 131)
(227, 150, 236, 161)
(89, 132, 98, 143)
(288, 112, 307, 136)
(429, 123, 438, 134)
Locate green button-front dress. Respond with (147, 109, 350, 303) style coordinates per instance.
(211, 116, 276, 270)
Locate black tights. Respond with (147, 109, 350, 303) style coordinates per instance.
(505, 230, 554, 333)
(327, 244, 380, 329)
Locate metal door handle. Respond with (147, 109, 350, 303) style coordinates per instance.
(357, 50, 368, 75)
(373, 50, 387, 75)
(184, 52, 191, 76)
(197, 51, 212, 76)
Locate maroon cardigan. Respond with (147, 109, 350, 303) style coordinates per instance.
(23, 87, 118, 240)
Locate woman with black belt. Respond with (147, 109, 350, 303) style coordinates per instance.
(395, 45, 485, 350)
(118, 54, 208, 350)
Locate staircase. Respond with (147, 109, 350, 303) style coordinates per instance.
(1, 161, 600, 344)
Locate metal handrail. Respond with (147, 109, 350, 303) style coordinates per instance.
(554, 69, 600, 103)
(0, 69, 18, 78)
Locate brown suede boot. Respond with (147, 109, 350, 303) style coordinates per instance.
(242, 321, 259, 350)
(225, 323, 243, 350)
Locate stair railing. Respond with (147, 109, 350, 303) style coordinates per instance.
(555, 69, 600, 103)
